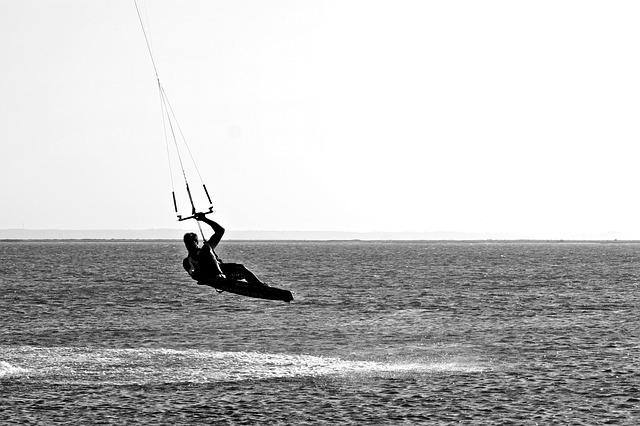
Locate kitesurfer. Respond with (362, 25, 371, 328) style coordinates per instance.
(183, 213, 267, 286)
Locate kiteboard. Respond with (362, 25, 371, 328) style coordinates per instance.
(197, 277, 293, 303)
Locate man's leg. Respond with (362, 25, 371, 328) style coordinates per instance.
(221, 263, 264, 285)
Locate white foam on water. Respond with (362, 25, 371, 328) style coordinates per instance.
(0, 346, 486, 385)
(0, 361, 29, 377)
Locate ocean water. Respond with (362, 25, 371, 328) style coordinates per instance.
(1, 240, 638, 425)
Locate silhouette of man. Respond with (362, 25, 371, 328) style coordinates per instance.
(182, 213, 266, 286)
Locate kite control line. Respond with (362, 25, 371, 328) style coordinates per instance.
(134, 0, 215, 222)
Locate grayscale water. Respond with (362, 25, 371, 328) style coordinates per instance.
(1, 241, 639, 424)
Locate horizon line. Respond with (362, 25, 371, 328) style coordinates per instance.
(0, 228, 634, 241)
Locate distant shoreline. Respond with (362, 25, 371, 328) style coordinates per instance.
(0, 228, 635, 241)
(2, 240, 640, 246)
(1, 237, 638, 244)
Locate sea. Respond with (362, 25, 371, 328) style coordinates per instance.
(1, 240, 638, 425)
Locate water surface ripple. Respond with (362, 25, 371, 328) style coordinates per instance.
(1, 241, 639, 424)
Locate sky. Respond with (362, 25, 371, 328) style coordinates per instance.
(1, 0, 639, 239)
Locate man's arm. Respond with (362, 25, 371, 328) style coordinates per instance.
(194, 213, 225, 249)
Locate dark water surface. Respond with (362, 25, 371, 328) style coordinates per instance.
(1, 241, 639, 424)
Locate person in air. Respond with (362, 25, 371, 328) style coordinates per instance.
(182, 213, 267, 286)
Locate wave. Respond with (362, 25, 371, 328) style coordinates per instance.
(0, 346, 486, 385)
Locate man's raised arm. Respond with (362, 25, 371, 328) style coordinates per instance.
(194, 213, 225, 249)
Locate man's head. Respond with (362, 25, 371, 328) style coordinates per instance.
(183, 232, 199, 252)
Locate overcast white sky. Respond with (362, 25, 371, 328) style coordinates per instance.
(1, 0, 639, 239)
